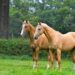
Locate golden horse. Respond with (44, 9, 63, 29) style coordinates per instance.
(34, 22, 75, 70)
(20, 21, 54, 69)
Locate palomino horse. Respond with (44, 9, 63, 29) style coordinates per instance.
(20, 21, 54, 69)
(34, 22, 75, 70)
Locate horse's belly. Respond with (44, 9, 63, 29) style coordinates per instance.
(62, 41, 75, 51)
(41, 43, 49, 49)
(62, 46, 73, 51)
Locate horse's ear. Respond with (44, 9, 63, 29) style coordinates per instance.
(23, 20, 28, 23)
(26, 20, 28, 23)
(27, 21, 30, 24)
(24, 20, 26, 23)
(38, 22, 42, 25)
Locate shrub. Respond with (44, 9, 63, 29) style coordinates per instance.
(0, 38, 31, 55)
(0, 38, 70, 59)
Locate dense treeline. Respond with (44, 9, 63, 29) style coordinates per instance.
(9, 0, 75, 37)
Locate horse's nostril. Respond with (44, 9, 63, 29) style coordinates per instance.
(34, 36, 38, 40)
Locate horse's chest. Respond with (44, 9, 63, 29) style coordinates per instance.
(50, 40, 61, 49)
(49, 43, 58, 49)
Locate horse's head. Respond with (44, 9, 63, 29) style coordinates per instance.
(20, 20, 30, 37)
(34, 22, 44, 39)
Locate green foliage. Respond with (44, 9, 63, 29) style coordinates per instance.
(0, 38, 31, 55)
(9, 0, 75, 37)
(0, 38, 70, 59)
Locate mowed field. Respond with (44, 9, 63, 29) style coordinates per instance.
(0, 55, 75, 75)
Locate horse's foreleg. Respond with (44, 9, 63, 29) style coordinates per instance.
(35, 47, 39, 68)
(56, 49, 61, 69)
(46, 49, 51, 69)
(32, 49, 36, 69)
(50, 50, 54, 68)
(55, 51, 59, 68)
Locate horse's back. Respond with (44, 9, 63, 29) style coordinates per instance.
(67, 32, 75, 39)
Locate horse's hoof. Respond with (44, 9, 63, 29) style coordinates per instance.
(73, 67, 75, 70)
(33, 64, 38, 69)
(33, 64, 36, 69)
(72, 63, 75, 70)
(46, 64, 50, 69)
(55, 61, 59, 68)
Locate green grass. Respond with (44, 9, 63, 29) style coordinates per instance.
(0, 55, 74, 75)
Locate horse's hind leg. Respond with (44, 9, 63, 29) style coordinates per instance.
(71, 49, 75, 70)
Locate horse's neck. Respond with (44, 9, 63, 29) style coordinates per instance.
(28, 25, 35, 44)
(44, 26, 56, 42)
(44, 26, 63, 43)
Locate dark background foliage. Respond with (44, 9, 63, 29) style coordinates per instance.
(9, 0, 75, 37)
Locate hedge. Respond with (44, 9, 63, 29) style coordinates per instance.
(0, 38, 70, 58)
(0, 38, 48, 57)
(0, 38, 32, 55)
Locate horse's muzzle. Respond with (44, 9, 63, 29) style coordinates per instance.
(33, 36, 38, 40)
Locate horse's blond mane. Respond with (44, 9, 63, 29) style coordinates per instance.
(28, 23, 35, 31)
(41, 23, 63, 35)
(41, 23, 50, 28)
(41, 23, 56, 32)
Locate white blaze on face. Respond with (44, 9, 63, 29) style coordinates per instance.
(34, 28, 39, 38)
(20, 24, 25, 37)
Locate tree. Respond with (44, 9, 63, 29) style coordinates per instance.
(0, 0, 9, 38)
(9, 0, 75, 37)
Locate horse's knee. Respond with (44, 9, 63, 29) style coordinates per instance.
(35, 56, 39, 62)
(47, 55, 50, 59)
(58, 60, 61, 64)
(56, 53, 61, 64)
(51, 60, 54, 64)
(36, 58, 38, 61)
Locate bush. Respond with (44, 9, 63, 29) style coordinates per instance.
(0, 38, 70, 59)
(0, 38, 31, 55)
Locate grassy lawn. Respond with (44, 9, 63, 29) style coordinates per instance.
(0, 55, 75, 75)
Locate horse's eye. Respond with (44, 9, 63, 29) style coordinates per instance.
(25, 26, 27, 28)
(38, 28, 41, 31)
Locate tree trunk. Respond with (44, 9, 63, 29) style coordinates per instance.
(0, 0, 9, 38)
